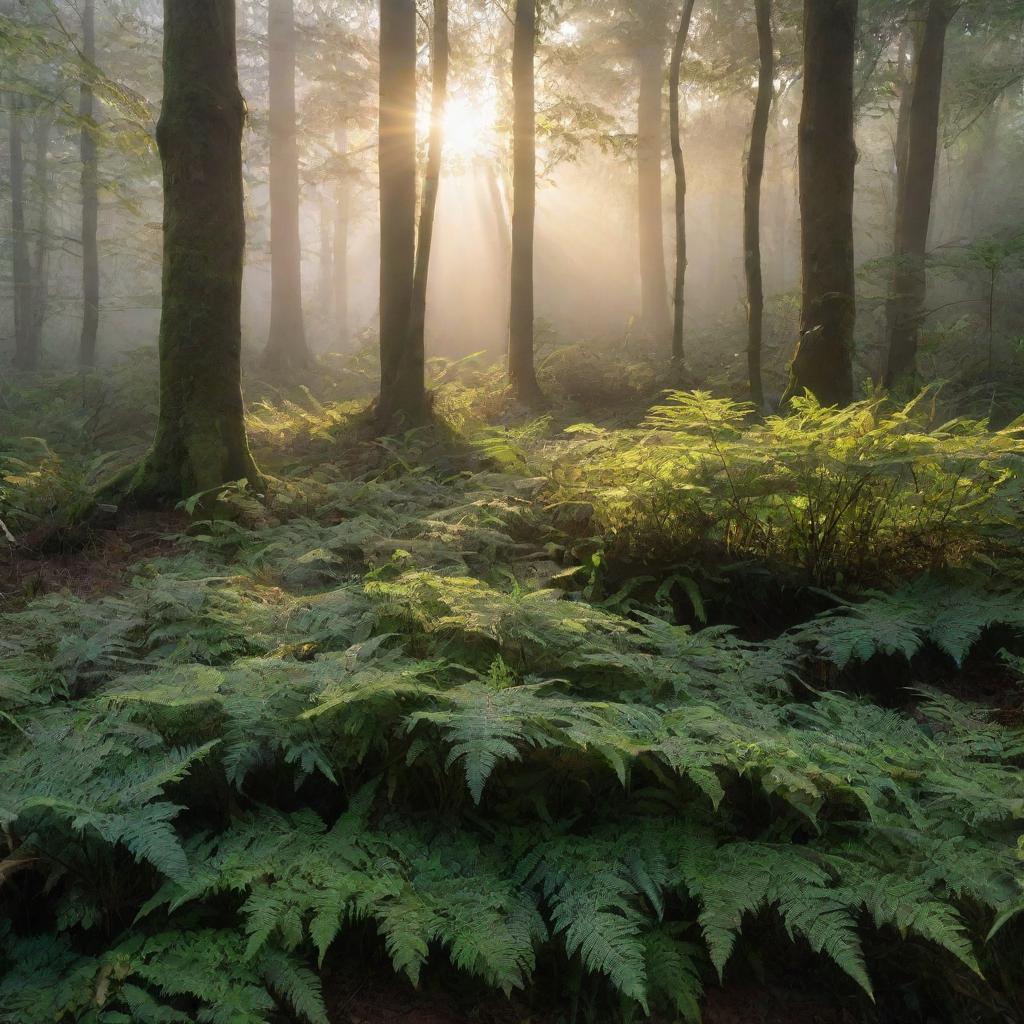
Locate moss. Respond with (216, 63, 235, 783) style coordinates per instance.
(109, 0, 262, 511)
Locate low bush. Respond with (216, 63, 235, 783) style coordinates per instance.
(546, 389, 1024, 589)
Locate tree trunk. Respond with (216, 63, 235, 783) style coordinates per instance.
(9, 95, 35, 371)
(783, 0, 858, 408)
(333, 124, 349, 350)
(264, 0, 311, 370)
(318, 189, 332, 317)
(79, 0, 100, 369)
(884, 0, 953, 387)
(744, 0, 773, 409)
(29, 111, 52, 359)
(118, 0, 260, 504)
(409, 0, 448, 377)
(509, 0, 542, 403)
(668, 0, 696, 367)
(891, 25, 913, 230)
(637, 41, 671, 350)
(377, 0, 424, 424)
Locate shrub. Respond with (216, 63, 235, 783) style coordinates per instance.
(547, 389, 1024, 588)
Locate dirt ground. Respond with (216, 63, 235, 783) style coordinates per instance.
(0, 511, 183, 608)
(322, 971, 868, 1024)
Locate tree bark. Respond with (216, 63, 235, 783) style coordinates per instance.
(891, 25, 913, 230)
(637, 41, 671, 350)
(377, 0, 425, 424)
(509, 0, 543, 403)
(79, 0, 100, 369)
(744, 0, 773, 409)
(668, 0, 696, 367)
(783, 0, 858, 408)
(264, 0, 311, 370)
(9, 95, 35, 371)
(333, 124, 349, 350)
(29, 111, 51, 359)
(409, 0, 448, 379)
(318, 189, 332, 317)
(118, 0, 260, 504)
(883, 0, 954, 387)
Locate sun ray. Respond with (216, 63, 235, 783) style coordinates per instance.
(420, 82, 500, 167)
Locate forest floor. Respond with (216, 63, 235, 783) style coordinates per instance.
(1, 358, 1022, 1024)
(322, 970, 861, 1024)
(0, 510, 183, 603)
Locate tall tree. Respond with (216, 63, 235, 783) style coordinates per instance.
(891, 23, 913, 224)
(409, 0, 448, 377)
(884, 0, 956, 387)
(637, 25, 671, 349)
(318, 188, 332, 315)
(117, 0, 260, 503)
(264, 0, 312, 370)
(8, 91, 34, 371)
(744, 0, 774, 409)
(509, 0, 543, 403)
(783, 0, 859, 408)
(3, 0, 34, 372)
(28, 109, 51, 361)
(333, 124, 350, 350)
(668, 0, 697, 367)
(377, 0, 424, 423)
(79, 0, 100, 369)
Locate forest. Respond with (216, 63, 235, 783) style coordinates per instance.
(1, 0, 1024, 1021)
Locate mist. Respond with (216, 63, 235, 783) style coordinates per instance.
(5, 1, 1020, 420)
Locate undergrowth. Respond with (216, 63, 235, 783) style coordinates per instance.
(546, 389, 1024, 590)
(1, 362, 1023, 1023)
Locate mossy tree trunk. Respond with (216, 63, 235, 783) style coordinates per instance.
(744, 0, 773, 409)
(784, 0, 858, 408)
(264, 0, 311, 370)
(509, 0, 543, 405)
(377, 0, 426, 425)
(884, 0, 954, 387)
(121, 0, 260, 505)
(637, 39, 671, 352)
(409, 0, 448, 380)
(668, 0, 696, 368)
(78, 0, 100, 369)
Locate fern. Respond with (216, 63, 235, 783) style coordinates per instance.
(799, 573, 1024, 668)
(643, 928, 703, 1022)
(4, 378, 1024, 1021)
(527, 839, 650, 1006)
(0, 713, 214, 880)
(140, 787, 545, 994)
(406, 659, 569, 802)
(549, 390, 1024, 588)
(0, 928, 327, 1024)
(836, 865, 981, 974)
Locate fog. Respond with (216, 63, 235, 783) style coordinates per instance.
(3, 0, 1023, 406)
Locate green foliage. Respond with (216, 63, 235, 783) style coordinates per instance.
(0, 712, 215, 881)
(0, 927, 327, 1024)
(548, 390, 1024, 587)
(0, 438, 119, 540)
(797, 573, 1024, 668)
(2, 381, 1023, 1023)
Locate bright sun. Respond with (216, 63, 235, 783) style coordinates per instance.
(422, 86, 499, 165)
